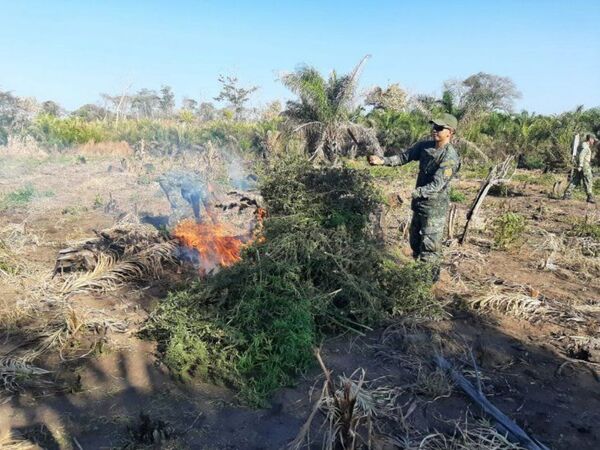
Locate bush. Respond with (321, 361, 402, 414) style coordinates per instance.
(517, 153, 545, 170)
(143, 155, 438, 405)
(449, 186, 465, 203)
(570, 219, 600, 241)
(31, 114, 109, 148)
(492, 212, 526, 249)
(594, 178, 600, 196)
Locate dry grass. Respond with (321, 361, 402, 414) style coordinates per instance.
(0, 136, 48, 159)
(412, 366, 453, 400)
(22, 302, 129, 360)
(415, 419, 525, 450)
(0, 218, 168, 394)
(0, 430, 38, 450)
(0, 224, 49, 328)
(76, 140, 134, 157)
(535, 231, 600, 283)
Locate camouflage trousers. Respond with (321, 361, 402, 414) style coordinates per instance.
(565, 168, 593, 197)
(409, 207, 447, 264)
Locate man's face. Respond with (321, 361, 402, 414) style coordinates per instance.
(431, 124, 453, 141)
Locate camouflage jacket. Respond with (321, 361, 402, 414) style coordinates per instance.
(383, 140, 460, 211)
(576, 142, 592, 170)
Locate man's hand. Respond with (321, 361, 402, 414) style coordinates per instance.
(368, 155, 385, 166)
(578, 166, 583, 172)
(411, 189, 422, 200)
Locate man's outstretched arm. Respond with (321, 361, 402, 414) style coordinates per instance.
(368, 142, 422, 166)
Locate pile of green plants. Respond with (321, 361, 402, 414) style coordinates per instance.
(142, 156, 438, 405)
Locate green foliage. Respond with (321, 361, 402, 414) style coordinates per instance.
(449, 186, 466, 203)
(365, 109, 429, 150)
(143, 156, 437, 405)
(492, 212, 526, 249)
(3, 185, 36, 204)
(488, 182, 510, 197)
(31, 114, 108, 148)
(214, 75, 258, 120)
(344, 158, 418, 181)
(512, 171, 558, 188)
(462, 165, 491, 180)
(281, 56, 379, 162)
(380, 259, 439, 317)
(594, 178, 600, 195)
(137, 175, 153, 186)
(62, 205, 88, 215)
(27, 114, 267, 156)
(0, 184, 53, 210)
(93, 194, 104, 209)
(570, 219, 600, 240)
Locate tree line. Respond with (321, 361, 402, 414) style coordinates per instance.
(1, 60, 598, 170)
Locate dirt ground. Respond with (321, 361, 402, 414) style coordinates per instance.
(0, 149, 598, 449)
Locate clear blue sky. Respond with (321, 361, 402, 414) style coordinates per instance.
(1, 0, 598, 114)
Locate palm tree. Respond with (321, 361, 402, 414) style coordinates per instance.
(281, 55, 381, 163)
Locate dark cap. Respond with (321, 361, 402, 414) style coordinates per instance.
(429, 113, 458, 130)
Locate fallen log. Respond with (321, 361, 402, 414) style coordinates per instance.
(434, 355, 550, 450)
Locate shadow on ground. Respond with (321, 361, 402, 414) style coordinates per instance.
(1, 309, 598, 449)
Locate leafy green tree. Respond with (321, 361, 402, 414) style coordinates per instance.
(214, 75, 258, 121)
(40, 100, 62, 117)
(197, 102, 217, 122)
(159, 85, 175, 117)
(444, 72, 521, 117)
(365, 109, 429, 149)
(181, 97, 198, 112)
(0, 89, 37, 144)
(71, 103, 110, 121)
(131, 88, 161, 119)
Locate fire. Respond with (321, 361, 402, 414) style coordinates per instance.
(172, 219, 244, 271)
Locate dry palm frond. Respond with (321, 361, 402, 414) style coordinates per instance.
(290, 350, 398, 450)
(59, 241, 175, 295)
(0, 431, 38, 450)
(466, 279, 593, 330)
(468, 290, 552, 321)
(0, 356, 52, 392)
(417, 421, 525, 450)
(413, 366, 453, 400)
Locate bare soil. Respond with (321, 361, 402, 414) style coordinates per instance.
(1, 154, 598, 449)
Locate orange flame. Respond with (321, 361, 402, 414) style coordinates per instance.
(173, 219, 244, 271)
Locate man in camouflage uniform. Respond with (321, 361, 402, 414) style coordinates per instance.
(563, 132, 597, 204)
(368, 113, 461, 278)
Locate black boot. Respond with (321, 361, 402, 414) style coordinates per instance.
(587, 195, 596, 204)
(431, 264, 440, 283)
